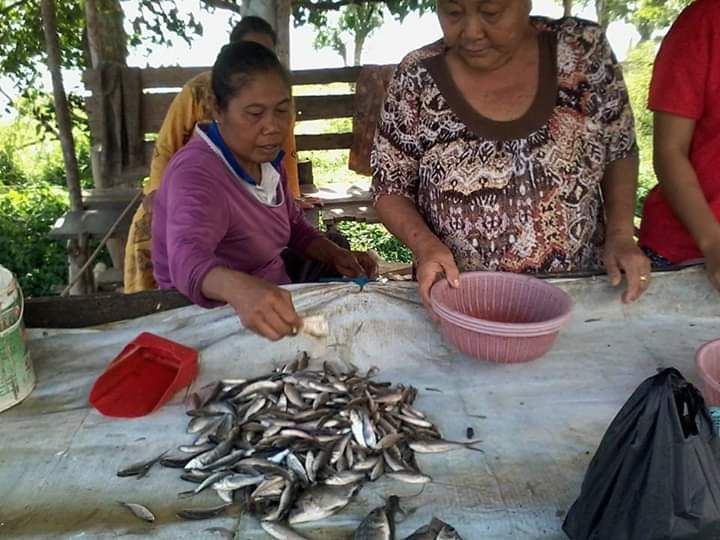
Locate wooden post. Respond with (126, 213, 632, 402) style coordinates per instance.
(275, 0, 291, 67)
(85, 0, 128, 68)
(242, 0, 290, 66)
(40, 0, 92, 295)
(84, 0, 129, 275)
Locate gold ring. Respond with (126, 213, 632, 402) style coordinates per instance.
(639, 275, 649, 282)
(290, 326, 299, 336)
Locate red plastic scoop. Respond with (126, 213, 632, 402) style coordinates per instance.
(89, 332, 198, 418)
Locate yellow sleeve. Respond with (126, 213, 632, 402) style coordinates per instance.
(146, 72, 212, 194)
(282, 120, 301, 199)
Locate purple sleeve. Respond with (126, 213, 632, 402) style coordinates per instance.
(165, 163, 229, 308)
(282, 168, 323, 254)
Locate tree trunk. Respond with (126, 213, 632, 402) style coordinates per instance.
(595, 0, 609, 31)
(354, 32, 365, 66)
(84, 0, 127, 66)
(40, 0, 91, 295)
(275, 0, 291, 67)
(241, 0, 290, 65)
(563, 0, 573, 17)
(637, 22, 652, 43)
(84, 0, 128, 280)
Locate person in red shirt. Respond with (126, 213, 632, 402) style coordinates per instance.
(639, 0, 720, 289)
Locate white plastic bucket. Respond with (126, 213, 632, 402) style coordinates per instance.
(0, 264, 35, 412)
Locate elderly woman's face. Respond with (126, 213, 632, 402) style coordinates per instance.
(437, 0, 532, 71)
(215, 71, 292, 167)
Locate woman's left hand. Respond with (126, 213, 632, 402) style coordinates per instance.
(603, 235, 652, 303)
(332, 249, 379, 279)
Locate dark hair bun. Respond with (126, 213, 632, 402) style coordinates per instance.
(212, 41, 290, 110)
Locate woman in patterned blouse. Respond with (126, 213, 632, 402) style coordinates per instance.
(371, 0, 651, 313)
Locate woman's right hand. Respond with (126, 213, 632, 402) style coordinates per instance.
(228, 274, 302, 341)
(415, 239, 461, 316)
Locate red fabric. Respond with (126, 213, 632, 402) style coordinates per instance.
(639, 0, 720, 263)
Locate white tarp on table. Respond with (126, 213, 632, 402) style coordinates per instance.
(2, 268, 719, 539)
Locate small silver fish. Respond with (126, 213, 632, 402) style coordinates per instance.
(252, 476, 287, 499)
(351, 495, 400, 540)
(242, 396, 268, 422)
(288, 484, 361, 524)
(187, 415, 220, 434)
(116, 450, 168, 478)
(436, 523, 464, 540)
(235, 380, 283, 401)
(408, 439, 483, 454)
(406, 518, 464, 540)
(284, 383, 306, 408)
(353, 456, 380, 472)
(368, 458, 385, 481)
(385, 470, 432, 484)
(263, 480, 297, 521)
(215, 489, 234, 504)
(286, 452, 309, 485)
(212, 473, 264, 491)
(382, 450, 405, 472)
(324, 470, 366, 486)
(376, 432, 404, 450)
(350, 409, 368, 448)
(178, 470, 229, 498)
(261, 520, 311, 540)
(395, 413, 433, 429)
(118, 501, 156, 523)
(305, 451, 316, 484)
(331, 433, 353, 464)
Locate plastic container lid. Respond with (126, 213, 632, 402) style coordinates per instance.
(89, 332, 198, 418)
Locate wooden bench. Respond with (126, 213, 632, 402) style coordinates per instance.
(50, 64, 392, 242)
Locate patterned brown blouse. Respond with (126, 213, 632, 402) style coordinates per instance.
(371, 17, 637, 273)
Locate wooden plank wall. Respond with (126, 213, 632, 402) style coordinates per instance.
(84, 64, 377, 184)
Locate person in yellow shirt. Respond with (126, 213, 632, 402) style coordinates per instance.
(124, 16, 304, 293)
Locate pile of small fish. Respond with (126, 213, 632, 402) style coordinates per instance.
(117, 353, 480, 537)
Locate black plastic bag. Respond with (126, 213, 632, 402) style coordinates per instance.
(563, 367, 720, 540)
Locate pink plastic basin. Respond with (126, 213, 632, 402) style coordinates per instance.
(696, 339, 720, 406)
(430, 272, 573, 363)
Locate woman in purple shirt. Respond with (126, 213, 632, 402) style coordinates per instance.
(152, 42, 377, 340)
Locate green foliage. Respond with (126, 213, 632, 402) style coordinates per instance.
(296, 116, 364, 185)
(335, 222, 413, 263)
(0, 106, 93, 189)
(299, 149, 366, 186)
(0, 182, 69, 297)
(0, 1, 86, 91)
(562, 0, 692, 37)
(0, 146, 27, 186)
(313, 3, 384, 65)
(131, 1, 203, 50)
(0, 118, 96, 296)
(629, 0, 692, 40)
(294, 0, 435, 27)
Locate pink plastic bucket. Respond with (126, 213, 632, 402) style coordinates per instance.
(696, 339, 720, 406)
(430, 272, 573, 363)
